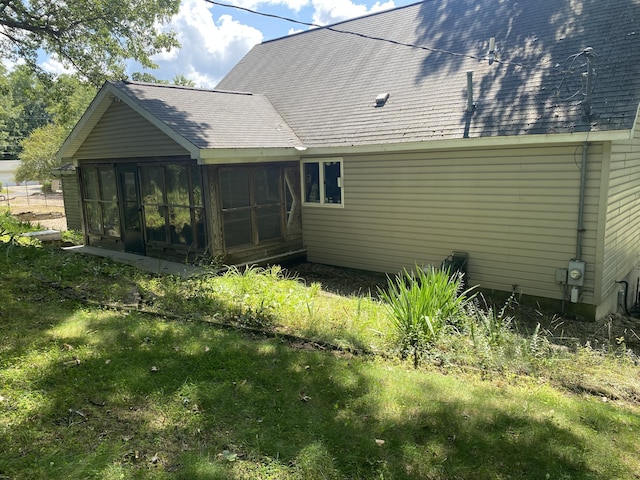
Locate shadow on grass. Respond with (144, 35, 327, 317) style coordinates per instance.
(2, 306, 630, 480)
(0, 243, 637, 479)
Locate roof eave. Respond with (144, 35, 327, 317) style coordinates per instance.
(199, 147, 305, 164)
(300, 129, 634, 157)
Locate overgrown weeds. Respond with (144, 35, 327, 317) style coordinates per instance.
(378, 266, 474, 368)
(2, 214, 640, 478)
(0, 212, 638, 392)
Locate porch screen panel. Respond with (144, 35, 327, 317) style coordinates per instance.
(191, 166, 206, 249)
(98, 167, 120, 236)
(83, 169, 99, 200)
(166, 165, 190, 206)
(144, 206, 167, 243)
(221, 169, 251, 209)
(220, 166, 285, 249)
(82, 169, 100, 234)
(140, 163, 206, 251)
(142, 166, 164, 203)
(194, 209, 206, 247)
(255, 167, 282, 242)
(121, 170, 142, 233)
(191, 165, 203, 206)
(141, 165, 167, 243)
(221, 169, 252, 248)
(85, 201, 101, 233)
(256, 206, 282, 241)
(169, 207, 193, 246)
(81, 165, 119, 237)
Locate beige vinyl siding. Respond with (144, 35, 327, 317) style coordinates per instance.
(303, 144, 603, 303)
(60, 174, 82, 231)
(75, 101, 189, 160)
(602, 119, 640, 309)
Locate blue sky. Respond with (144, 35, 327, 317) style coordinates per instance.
(41, 0, 418, 88)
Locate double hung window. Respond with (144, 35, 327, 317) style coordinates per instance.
(303, 159, 343, 206)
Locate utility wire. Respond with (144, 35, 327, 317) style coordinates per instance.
(557, 49, 598, 103)
(204, 0, 528, 68)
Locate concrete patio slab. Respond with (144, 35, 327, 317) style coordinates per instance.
(62, 246, 203, 277)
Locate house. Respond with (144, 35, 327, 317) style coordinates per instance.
(57, 0, 640, 319)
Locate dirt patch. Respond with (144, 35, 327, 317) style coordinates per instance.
(512, 306, 640, 354)
(285, 262, 388, 298)
(2, 192, 65, 213)
(2, 192, 67, 231)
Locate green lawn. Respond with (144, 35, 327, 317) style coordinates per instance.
(1, 213, 640, 479)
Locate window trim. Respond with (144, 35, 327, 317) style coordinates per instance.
(301, 157, 344, 207)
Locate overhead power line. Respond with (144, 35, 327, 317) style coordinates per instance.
(204, 0, 527, 68)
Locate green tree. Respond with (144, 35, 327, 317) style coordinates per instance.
(131, 72, 170, 84)
(14, 123, 67, 184)
(0, 64, 15, 160)
(14, 74, 95, 183)
(0, 0, 180, 85)
(45, 74, 97, 128)
(0, 65, 51, 160)
(172, 75, 196, 87)
(131, 72, 196, 87)
(0, 67, 96, 162)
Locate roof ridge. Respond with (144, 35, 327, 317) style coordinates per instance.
(113, 80, 253, 96)
(261, 0, 425, 44)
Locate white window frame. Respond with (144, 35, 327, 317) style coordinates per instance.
(301, 157, 344, 207)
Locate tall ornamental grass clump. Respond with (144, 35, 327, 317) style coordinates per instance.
(379, 265, 474, 368)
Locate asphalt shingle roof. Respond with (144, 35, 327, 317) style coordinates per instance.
(110, 81, 304, 150)
(216, 0, 640, 148)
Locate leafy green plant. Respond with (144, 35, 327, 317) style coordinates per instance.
(60, 229, 83, 245)
(379, 265, 474, 368)
(468, 293, 515, 347)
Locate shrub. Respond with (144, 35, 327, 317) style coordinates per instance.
(379, 265, 474, 368)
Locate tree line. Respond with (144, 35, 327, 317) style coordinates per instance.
(0, 0, 195, 185)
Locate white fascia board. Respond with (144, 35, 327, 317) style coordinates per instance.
(56, 86, 114, 162)
(198, 148, 302, 164)
(630, 103, 640, 139)
(301, 130, 633, 157)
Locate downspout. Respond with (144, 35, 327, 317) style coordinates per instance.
(576, 141, 588, 259)
(565, 141, 589, 305)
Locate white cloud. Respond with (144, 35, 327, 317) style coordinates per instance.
(134, 0, 399, 87)
(233, 0, 310, 12)
(310, 0, 396, 25)
(1, 57, 25, 71)
(149, 0, 263, 87)
(214, 1, 395, 26)
(40, 55, 76, 76)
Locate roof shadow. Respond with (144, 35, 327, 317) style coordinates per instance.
(412, 0, 640, 136)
